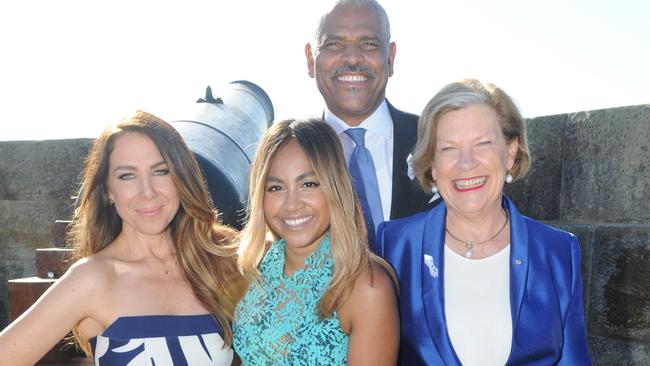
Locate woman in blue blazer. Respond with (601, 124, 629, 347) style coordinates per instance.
(374, 79, 591, 365)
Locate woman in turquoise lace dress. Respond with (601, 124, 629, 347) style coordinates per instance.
(233, 118, 400, 365)
(0, 111, 243, 365)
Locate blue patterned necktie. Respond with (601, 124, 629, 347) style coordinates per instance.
(345, 128, 384, 242)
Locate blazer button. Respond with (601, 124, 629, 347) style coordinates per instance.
(514, 259, 522, 265)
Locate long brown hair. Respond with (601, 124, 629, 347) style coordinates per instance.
(68, 110, 243, 353)
(238, 118, 396, 317)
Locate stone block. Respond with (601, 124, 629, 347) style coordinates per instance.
(562, 105, 650, 223)
(589, 335, 650, 366)
(0, 139, 92, 201)
(0, 259, 34, 329)
(35, 248, 74, 279)
(588, 225, 650, 341)
(506, 114, 565, 221)
(0, 200, 70, 260)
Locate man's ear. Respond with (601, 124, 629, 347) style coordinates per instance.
(387, 42, 396, 77)
(305, 43, 315, 78)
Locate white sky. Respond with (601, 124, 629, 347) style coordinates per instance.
(1, 0, 648, 141)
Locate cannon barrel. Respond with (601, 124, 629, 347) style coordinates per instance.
(171, 80, 274, 229)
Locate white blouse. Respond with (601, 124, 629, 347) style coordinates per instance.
(444, 244, 512, 366)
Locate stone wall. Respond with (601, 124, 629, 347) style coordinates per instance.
(505, 104, 650, 364)
(0, 139, 92, 327)
(1, 104, 648, 364)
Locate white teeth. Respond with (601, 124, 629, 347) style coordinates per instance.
(337, 75, 367, 82)
(284, 216, 312, 226)
(455, 177, 486, 189)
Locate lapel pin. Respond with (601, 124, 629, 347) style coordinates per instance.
(406, 153, 415, 180)
(514, 259, 522, 265)
(424, 254, 438, 278)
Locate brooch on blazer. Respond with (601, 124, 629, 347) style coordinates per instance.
(424, 254, 438, 278)
(407, 153, 416, 181)
(408, 153, 441, 204)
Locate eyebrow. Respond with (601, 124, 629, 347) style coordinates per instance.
(113, 160, 167, 172)
(321, 34, 381, 43)
(438, 131, 496, 142)
(265, 171, 317, 183)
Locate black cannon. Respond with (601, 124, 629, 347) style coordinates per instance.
(171, 80, 274, 229)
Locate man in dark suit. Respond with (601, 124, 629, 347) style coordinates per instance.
(305, 0, 432, 240)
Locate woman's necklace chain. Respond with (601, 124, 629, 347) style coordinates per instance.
(445, 209, 509, 258)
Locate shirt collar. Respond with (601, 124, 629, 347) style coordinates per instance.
(324, 100, 392, 138)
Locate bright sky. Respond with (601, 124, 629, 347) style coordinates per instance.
(1, 0, 648, 141)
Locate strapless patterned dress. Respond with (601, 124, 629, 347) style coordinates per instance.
(90, 314, 233, 365)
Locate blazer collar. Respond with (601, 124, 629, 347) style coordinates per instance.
(419, 196, 530, 365)
(420, 201, 461, 365)
(504, 195, 529, 329)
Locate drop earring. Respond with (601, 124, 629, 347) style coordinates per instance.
(430, 184, 440, 203)
(505, 172, 513, 183)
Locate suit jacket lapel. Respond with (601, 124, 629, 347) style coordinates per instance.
(505, 196, 529, 338)
(387, 101, 413, 219)
(420, 202, 461, 365)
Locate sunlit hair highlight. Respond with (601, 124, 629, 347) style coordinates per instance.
(68, 110, 243, 354)
(238, 118, 396, 317)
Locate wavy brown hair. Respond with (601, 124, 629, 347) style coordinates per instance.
(238, 118, 396, 317)
(68, 110, 243, 353)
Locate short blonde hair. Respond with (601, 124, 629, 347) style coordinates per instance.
(412, 79, 530, 191)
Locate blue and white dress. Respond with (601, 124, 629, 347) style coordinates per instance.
(90, 314, 233, 365)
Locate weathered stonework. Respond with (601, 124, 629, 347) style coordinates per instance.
(589, 335, 650, 366)
(0, 139, 91, 201)
(0, 139, 91, 331)
(562, 106, 650, 223)
(505, 113, 566, 221)
(0, 260, 33, 328)
(588, 225, 650, 341)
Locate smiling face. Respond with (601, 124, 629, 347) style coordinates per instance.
(431, 104, 518, 218)
(263, 140, 330, 258)
(106, 132, 180, 237)
(306, 4, 396, 126)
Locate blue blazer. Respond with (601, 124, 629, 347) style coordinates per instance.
(374, 196, 592, 365)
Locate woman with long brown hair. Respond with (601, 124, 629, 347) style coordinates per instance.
(0, 111, 243, 365)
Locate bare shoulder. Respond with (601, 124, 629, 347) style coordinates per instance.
(339, 260, 400, 366)
(349, 260, 397, 302)
(62, 253, 115, 292)
(0, 251, 117, 364)
(339, 260, 398, 330)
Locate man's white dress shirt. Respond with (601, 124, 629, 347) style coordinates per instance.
(324, 100, 393, 221)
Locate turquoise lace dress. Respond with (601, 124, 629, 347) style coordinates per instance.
(233, 236, 349, 365)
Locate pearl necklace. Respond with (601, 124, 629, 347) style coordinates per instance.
(445, 210, 509, 258)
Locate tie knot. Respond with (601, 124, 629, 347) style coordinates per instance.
(345, 128, 367, 148)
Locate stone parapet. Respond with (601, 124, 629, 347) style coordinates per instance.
(562, 106, 650, 223)
(0, 139, 91, 328)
